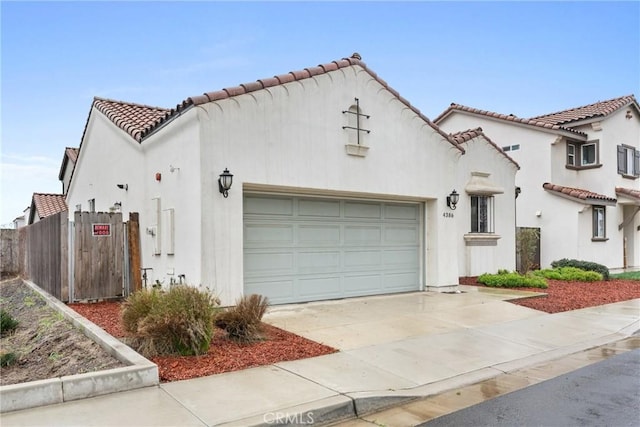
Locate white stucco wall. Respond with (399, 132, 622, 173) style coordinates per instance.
(182, 66, 514, 303)
(438, 107, 640, 269)
(71, 66, 518, 304)
(453, 137, 518, 276)
(137, 110, 203, 289)
(67, 111, 146, 218)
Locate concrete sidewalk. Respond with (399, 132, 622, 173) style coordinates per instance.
(2, 288, 638, 426)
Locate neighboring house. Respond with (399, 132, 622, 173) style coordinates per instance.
(13, 214, 26, 229)
(28, 193, 68, 224)
(66, 53, 519, 305)
(435, 95, 640, 270)
(59, 147, 79, 195)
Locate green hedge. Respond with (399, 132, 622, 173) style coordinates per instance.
(534, 267, 602, 282)
(551, 259, 609, 280)
(477, 271, 548, 289)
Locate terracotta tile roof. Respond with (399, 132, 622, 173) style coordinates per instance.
(31, 193, 68, 222)
(58, 147, 79, 180)
(449, 127, 519, 169)
(615, 187, 640, 201)
(433, 103, 587, 138)
(530, 95, 639, 125)
(93, 97, 171, 142)
(65, 147, 78, 163)
(137, 53, 463, 152)
(542, 183, 616, 205)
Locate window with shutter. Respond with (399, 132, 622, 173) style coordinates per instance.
(617, 144, 639, 178)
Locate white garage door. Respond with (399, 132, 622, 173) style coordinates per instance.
(243, 195, 421, 304)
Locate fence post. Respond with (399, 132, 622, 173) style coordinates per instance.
(60, 211, 69, 302)
(127, 212, 142, 293)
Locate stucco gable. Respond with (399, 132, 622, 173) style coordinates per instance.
(530, 95, 639, 126)
(449, 127, 519, 170)
(434, 103, 587, 139)
(139, 53, 463, 152)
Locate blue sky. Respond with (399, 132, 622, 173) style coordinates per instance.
(1, 1, 639, 226)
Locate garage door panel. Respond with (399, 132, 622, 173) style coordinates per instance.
(385, 226, 420, 244)
(245, 224, 294, 244)
(383, 249, 419, 268)
(245, 196, 293, 216)
(245, 279, 294, 302)
(298, 225, 341, 244)
(384, 272, 419, 290)
(344, 275, 383, 293)
(244, 252, 294, 275)
(298, 251, 340, 272)
(344, 250, 382, 268)
(244, 195, 421, 304)
(298, 276, 342, 297)
(298, 199, 341, 217)
(345, 226, 382, 243)
(385, 204, 419, 220)
(345, 202, 382, 219)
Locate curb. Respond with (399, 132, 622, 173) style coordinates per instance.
(0, 279, 159, 413)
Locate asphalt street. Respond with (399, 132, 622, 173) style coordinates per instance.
(420, 348, 640, 427)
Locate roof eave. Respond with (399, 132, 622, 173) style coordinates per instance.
(543, 188, 616, 206)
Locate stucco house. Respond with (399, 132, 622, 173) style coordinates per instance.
(66, 53, 519, 305)
(435, 95, 640, 270)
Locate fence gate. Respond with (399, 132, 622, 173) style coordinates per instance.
(516, 226, 541, 273)
(71, 211, 125, 301)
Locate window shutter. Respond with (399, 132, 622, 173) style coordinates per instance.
(634, 149, 640, 177)
(617, 145, 625, 174)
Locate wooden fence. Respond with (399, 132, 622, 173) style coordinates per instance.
(20, 211, 67, 300)
(18, 211, 141, 302)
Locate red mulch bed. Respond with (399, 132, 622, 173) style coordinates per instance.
(68, 302, 336, 382)
(459, 276, 640, 313)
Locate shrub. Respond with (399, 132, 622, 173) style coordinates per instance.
(0, 351, 17, 367)
(551, 259, 610, 280)
(121, 286, 219, 357)
(121, 288, 162, 334)
(534, 267, 602, 282)
(0, 309, 19, 337)
(478, 270, 548, 289)
(215, 294, 269, 343)
(611, 271, 640, 280)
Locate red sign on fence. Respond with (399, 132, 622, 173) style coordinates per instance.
(92, 223, 111, 236)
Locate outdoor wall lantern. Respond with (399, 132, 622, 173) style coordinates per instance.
(218, 168, 233, 198)
(446, 190, 459, 210)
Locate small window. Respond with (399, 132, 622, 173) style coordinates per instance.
(567, 143, 576, 166)
(617, 144, 640, 177)
(582, 143, 597, 165)
(470, 195, 495, 233)
(501, 144, 520, 152)
(566, 140, 599, 169)
(592, 206, 606, 239)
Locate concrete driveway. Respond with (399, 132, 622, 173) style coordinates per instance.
(264, 286, 545, 351)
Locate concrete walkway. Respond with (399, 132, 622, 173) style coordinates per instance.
(2, 287, 638, 426)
